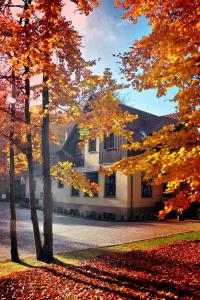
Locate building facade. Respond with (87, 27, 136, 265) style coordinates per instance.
(25, 105, 176, 221)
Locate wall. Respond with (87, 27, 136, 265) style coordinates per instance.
(25, 175, 44, 204)
(84, 138, 100, 168)
(52, 171, 129, 220)
(127, 172, 163, 218)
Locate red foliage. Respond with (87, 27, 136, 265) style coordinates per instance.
(0, 240, 199, 299)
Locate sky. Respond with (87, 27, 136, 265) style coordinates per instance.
(63, 0, 177, 116)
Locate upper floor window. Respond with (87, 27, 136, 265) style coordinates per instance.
(104, 173, 116, 197)
(141, 174, 152, 198)
(58, 180, 64, 189)
(88, 139, 96, 152)
(84, 172, 98, 197)
(71, 186, 80, 197)
(74, 142, 81, 156)
(104, 133, 115, 150)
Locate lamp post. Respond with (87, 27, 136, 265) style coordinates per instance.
(7, 91, 19, 262)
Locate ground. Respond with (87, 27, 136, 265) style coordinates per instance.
(0, 240, 199, 299)
(0, 202, 200, 261)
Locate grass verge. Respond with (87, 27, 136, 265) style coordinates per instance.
(0, 230, 199, 277)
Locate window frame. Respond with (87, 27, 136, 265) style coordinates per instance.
(104, 133, 115, 150)
(104, 173, 116, 198)
(88, 139, 97, 152)
(141, 174, 152, 198)
(74, 141, 82, 156)
(84, 172, 99, 198)
(58, 180, 64, 189)
(71, 186, 80, 197)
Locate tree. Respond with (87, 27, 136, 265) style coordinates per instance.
(8, 82, 19, 262)
(0, 0, 101, 261)
(112, 0, 200, 216)
(0, 80, 19, 262)
(0, 0, 44, 260)
(0, 0, 135, 262)
(0, 78, 28, 262)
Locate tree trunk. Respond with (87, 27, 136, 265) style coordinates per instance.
(42, 74, 53, 262)
(9, 103, 19, 262)
(25, 75, 43, 260)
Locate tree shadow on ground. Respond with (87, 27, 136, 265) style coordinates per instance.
(0, 241, 199, 300)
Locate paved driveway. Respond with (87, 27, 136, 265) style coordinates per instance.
(0, 202, 199, 261)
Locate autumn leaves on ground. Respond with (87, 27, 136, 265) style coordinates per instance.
(0, 240, 199, 300)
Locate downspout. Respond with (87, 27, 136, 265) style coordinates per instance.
(129, 175, 133, 220)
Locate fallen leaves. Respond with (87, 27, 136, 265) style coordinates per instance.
(0, 240, 199, 299)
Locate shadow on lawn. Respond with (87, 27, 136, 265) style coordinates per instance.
(17, 260, 40, 268)
(49, 245, 199, 300)
(0, 242, 199, 300)
(40, 258, 198, 300)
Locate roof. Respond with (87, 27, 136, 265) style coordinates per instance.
(50, 123, 75, 153)
(122, 104, 177, 142)
(62, 104, 177, 147)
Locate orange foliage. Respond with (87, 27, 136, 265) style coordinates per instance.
(113, 0, 200, 215)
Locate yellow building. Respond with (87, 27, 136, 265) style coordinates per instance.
(25, 105, 176, 221)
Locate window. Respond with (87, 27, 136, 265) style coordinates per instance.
(163, 183, 174, 198)
(141, 175, 152, 198)
(139, 130, 147, 136)
(88, 139, 96, 152)
(58, 180, 64, 189)
(71, 186, 80, 197)
(104, 133, 115, 150)
(84, 172, 98, 197)
(74, 142, 82, 155)
(104, 174, 116, 197)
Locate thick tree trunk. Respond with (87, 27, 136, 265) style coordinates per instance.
(9, 103, 19, 262)
(25, 76, 43, 260)
(42, 74, 53, 261)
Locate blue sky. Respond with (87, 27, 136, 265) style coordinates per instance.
(64, 0, 177, 116)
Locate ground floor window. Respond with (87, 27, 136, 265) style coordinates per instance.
(104, 173, 116, 197)
(84, 172, 98, 197)
(58, 180, 64, 189)
(141, 174, 152, 198)
(71, 186, 80, 197)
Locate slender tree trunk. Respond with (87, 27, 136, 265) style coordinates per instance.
(24, 75, 43, 260)
(9, 103, 19, 262)
(42, 74, 53, 261)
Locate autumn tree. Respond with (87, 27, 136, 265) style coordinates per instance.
(0, 1, 45, 259)
(0, 77, 28, 262)
(0, 79, 20, 262)
(112, 0, 200, 216)
(0, 0, 100, 261)
(1, 0, 135, 262)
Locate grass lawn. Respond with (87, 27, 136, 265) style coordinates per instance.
(0, 230, 199, 277)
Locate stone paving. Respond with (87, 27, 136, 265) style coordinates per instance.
(0, 202, 200, 261)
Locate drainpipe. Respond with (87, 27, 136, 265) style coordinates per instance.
(129, 175, 133, 220)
